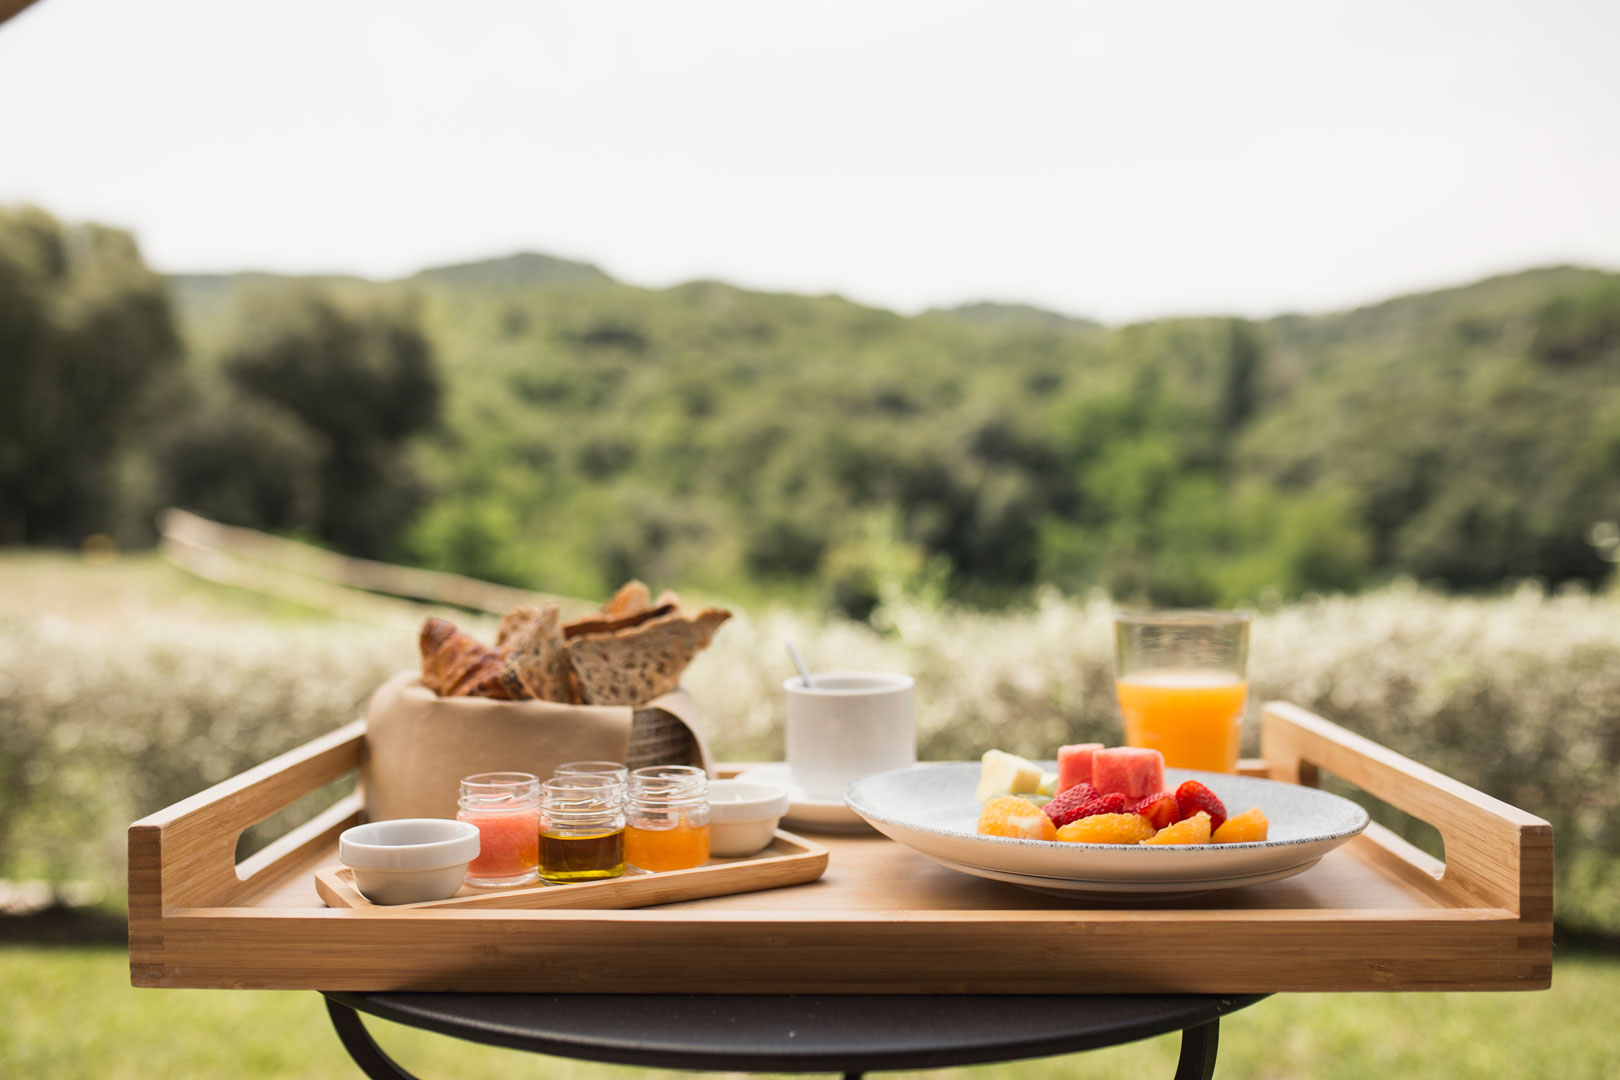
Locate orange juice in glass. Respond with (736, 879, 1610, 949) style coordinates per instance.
(1114, 611, 1250, 773)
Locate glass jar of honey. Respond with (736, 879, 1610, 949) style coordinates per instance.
(538, 774, 626, 882)
(625, 766, 711, 872)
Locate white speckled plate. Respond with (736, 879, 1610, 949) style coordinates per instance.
(845, 763, 1368, 898)
(924, 851, 1325, 900)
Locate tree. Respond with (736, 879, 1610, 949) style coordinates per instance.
(0, 206, 180, 543)
(201, 285, 442, 557)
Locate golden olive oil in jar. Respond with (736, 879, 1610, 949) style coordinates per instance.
(538, 828, 624, 881)
(538, 774, 626, 882)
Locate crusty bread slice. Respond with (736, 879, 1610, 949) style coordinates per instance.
(602, 580, 652, 619)
(498, 604, 581, 704)
(567, 607, 731, 706)
(562, 602, 676, 640)
(495, 607, 535, 651)
(563, 579, 666, 639)
(493, 608, 538, 699)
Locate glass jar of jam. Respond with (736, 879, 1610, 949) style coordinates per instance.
(538, 774, 626, 882)
(456, 772, 541, 888)
(625, 766, 711, 872)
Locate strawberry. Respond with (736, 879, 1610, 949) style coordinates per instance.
(1174, 780, 1228, 832)
(1128, 791, 1181, 830)
(1043, 781, 1097, 818)
(1044, 784, 1125, 827)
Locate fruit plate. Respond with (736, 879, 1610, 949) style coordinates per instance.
(845, 763, 1369, 899)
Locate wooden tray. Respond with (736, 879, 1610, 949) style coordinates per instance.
(314, 832, 827, 911)
(128, 701, 1552, 994)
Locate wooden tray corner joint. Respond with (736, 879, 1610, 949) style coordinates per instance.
(1259, 700, 1554, 929)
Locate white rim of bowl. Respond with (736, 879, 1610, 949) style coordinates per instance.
(706, 780, 791, 822)
(339, 819, 481, 871)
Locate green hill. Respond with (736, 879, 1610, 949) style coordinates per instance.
(166, 252, 611, 326)
(924, 300, 1103, 334)
(156, 254, 1620, 610)
(413, 250, 612, 289)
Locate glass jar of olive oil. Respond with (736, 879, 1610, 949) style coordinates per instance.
(538, 774, 626, 882)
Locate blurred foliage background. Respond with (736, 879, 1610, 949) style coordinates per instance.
(6, 204, 1618, 616)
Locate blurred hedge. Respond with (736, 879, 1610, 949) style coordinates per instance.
(2, 583, 1616, 933)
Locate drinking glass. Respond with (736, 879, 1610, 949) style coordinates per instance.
(1113, 610, 1251, 773)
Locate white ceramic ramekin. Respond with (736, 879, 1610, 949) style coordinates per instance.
(707, 779, 791, 856)
(338, 818, 481, 905)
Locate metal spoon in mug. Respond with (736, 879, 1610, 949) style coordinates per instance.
(785, 641, 817, 689)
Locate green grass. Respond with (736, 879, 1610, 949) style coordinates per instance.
(0, 550, 335, 626)
(3, 946, 1615, 1079)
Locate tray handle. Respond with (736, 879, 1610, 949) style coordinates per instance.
(1260, 701, 1552, 920)
(129, 718, 365, 912)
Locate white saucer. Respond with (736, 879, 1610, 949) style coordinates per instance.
(733, 764, 873, 833)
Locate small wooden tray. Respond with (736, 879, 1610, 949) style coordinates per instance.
(314, 832, 827, 911)
(128, 701, 1552, 994)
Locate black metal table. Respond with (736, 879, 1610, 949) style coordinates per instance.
(323, 991, 1267, 1079)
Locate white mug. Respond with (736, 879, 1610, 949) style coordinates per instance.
(784, 671, 916, 800)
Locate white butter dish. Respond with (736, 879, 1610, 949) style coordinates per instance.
(338, 818, 481, 905)
(707, 779, 791, 856)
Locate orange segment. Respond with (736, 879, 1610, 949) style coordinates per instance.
(1055, 813, 1157, 845)
(977, 796, 1058, 841)
(1211, 807, 1269, 843)
(1141, 810, 1212, 845)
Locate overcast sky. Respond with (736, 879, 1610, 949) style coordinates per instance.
(2, 0, 1617, 322)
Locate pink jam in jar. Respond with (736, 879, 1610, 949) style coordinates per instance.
(456, 772, 540, 887)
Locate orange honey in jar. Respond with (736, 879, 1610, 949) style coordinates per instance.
(626, 765, 711, 872)
(625, 816, 711, 872)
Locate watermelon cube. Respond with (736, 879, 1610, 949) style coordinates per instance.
(1091, 747, 1165, 799)
(1056, 743, 1104, 794)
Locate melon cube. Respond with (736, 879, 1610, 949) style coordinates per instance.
(975, 749, 1044, 804)
(1091, 747, 1165, 799)
(1056, 743, 1104, 794)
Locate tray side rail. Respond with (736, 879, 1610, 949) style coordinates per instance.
(129, 718, 366, 916)
(1260, 701, 1552, 921)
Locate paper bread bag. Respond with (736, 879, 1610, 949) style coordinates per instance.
(362, 670, 713, 821)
